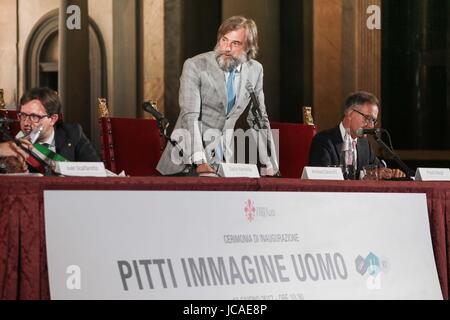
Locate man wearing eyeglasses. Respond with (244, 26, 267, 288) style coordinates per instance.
(308, 91, 404, 179)
(16, 87, 99, 163)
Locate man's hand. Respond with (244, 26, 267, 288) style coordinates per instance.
(378, 167, 392, 180)
(392, 168, 406, 179)
(261, 166, 275, 177)
(0, 141, 29, 173)
(0, 141, 28, 161)
(18, 138, 33, 152)
(378, 167, 406, 180)
(195, 163, 215, 174)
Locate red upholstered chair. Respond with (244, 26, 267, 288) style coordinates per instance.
(99, 117, 166, 176)
(270, 122, 317, 178)
(0, 110, 21, 137)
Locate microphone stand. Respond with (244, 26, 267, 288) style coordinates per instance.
(373, 133, 414, 180)
(155, 117, 183, 158)
(248, 99, 263, 130)
(141, 102, 184, 158)
(247, 93, 281, 177)
(142, 108, 191, 175)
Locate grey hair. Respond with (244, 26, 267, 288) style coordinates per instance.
(217, 16, 259, 59)
(343, 91, 380, 116)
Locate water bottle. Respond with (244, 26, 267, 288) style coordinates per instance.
(340, 128, 356, 180)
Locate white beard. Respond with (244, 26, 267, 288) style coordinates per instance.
(214, 44, 248, 71)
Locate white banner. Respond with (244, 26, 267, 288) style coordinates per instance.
(44, 191, 442, 300)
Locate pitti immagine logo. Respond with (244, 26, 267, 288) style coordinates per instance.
(355, 252, 390, 290)
(244, 199, 256, 222)
(243, 199, 276, 222)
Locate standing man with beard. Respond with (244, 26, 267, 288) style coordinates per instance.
(157, 16, 278, 176)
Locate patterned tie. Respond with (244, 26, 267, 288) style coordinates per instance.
(40, 142, 56, 153)
(226, 68, 236, 114)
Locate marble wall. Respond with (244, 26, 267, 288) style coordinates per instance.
(142, 0, 165, 117)
(0, 0, 381, 131)
(88, 0, 113, 111)
(313, 0, 381, 131)
(0, 0, 60, 108)
(313, 0, 344, 131)
(0, 0, 17, 108)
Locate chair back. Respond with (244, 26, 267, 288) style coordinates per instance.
(270, 122, 317, 178)
(0, 110, 20, 137)
(99, 117, 165, 176)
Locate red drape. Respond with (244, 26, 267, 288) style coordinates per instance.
(0, 176, 448, 299)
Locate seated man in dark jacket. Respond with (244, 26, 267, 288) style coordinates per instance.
(308, 91, 403, 179)
(16, 87, 100, 162)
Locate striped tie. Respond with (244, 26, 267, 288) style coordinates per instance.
(352, 140, 357, 164)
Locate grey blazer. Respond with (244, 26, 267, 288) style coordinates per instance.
(157, 51, 278, 175)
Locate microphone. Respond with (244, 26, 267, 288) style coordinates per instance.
(356, 128, 385, 137)
(28, 125, 44, 144)
(142, 101, 165, 122)
(245, 82, 262, 118)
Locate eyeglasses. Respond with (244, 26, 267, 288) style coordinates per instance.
(18, 112, 50, 123)
(352, 109, 377, 126)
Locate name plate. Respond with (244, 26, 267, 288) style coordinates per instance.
(218, 163, 260, 178)
(301, 166, 344, 180)
(415, 168, 450, 181)
(55, 162, 107, 177)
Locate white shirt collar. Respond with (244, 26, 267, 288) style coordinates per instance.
(41, 130, 55, 147)
(225, 63, 242, 75)
(339, 122, 357, 144)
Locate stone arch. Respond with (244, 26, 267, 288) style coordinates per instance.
(24, 9, 59, 91)
(24, 8, 107, 100)
(23, 9, 107, 150)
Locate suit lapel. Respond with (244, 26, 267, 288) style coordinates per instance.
(228, 62, 250, 116)
(236, 62, 249, 105)
(331, 127, 344, 163)
(208, 55, 228, 113)
(356, 139, 366, 170)
(54, 126, 64, 153)
(54, 125, 70, 159)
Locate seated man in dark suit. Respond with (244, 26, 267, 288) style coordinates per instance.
(308, 91, 403, 179)
(16, 87, 100, 163)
